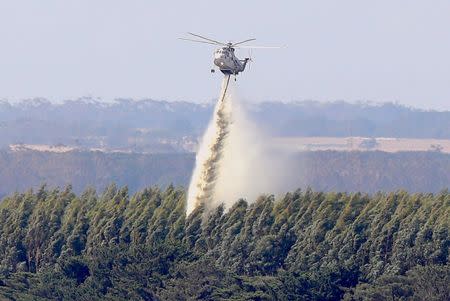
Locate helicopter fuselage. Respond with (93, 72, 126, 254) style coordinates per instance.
(180, 33, 279, 76)
(213, 47, 249, 75)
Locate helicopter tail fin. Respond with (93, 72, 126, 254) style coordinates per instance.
(241, 58, 250, 71)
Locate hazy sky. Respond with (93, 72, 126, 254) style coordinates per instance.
(0, 1, 449, 110)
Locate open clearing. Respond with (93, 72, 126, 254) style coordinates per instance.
(274, 137, 450, 153)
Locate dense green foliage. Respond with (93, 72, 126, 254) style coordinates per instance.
(0, 186, 448, 300)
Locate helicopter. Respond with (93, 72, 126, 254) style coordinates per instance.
(179, 32, 279, 77)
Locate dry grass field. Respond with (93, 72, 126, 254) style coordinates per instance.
(274, 137, 450, 153)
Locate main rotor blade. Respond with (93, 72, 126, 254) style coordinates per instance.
(187, 32, 226, 46)
(178, 38, 219, 45)
(232, 38, 256, 46)
(235, 45, 284, 49)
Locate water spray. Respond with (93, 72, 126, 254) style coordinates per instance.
(186, 75, 232, 215)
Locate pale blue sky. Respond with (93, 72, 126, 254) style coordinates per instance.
(0, 1, 449, 110)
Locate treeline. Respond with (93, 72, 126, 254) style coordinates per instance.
(1, 150, 449, 199)
(0, 150, 194, 197)
(0, 186, 448, 300)
(1, 99, 450, 152)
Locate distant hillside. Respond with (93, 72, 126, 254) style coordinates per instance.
(255, 101, 450, 138)
(0, 98, 211, 153)
(0, 150, 194, 196)
(302, 151, 450, 193)
(0, 150, 448, 197)
(1, 99, 449, 152)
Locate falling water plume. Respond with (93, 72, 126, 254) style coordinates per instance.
(186, 76, 300, 216)
(186, 76, 232, 215)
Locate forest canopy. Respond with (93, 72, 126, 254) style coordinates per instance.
(0, 185, 448, 300)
